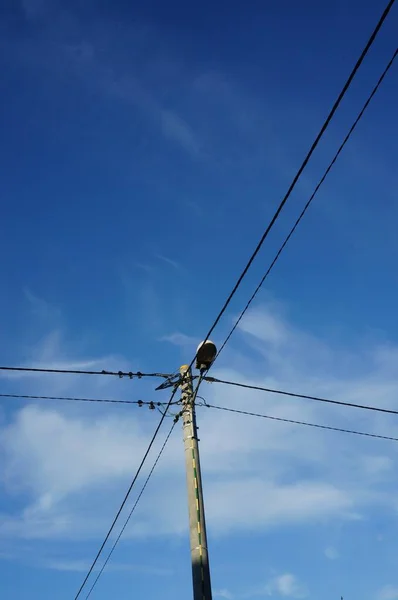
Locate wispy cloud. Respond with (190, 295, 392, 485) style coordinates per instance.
(7, 10, 202, 157)
(2, 302, 398, 564)
(238, 308, 289, 346)
(324, 546, 339, 560)
(23, 288, 61, 322)
(159, 332, 197, 347)
(42, 558, 172, 576)
(0, 404, 151, 507)
(106, 72, 201, 156)
(263, 574, 308, 598)
(154, 253, 183, 271)
(160, 109, 200, 156)
(378, 586, 398, 600)
(133, 262, 155, 274)
(215, 590, 234, 600)
(206, 479, 355, 534)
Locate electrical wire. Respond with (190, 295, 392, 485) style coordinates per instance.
(204, 377, 398, 417)
(188, 0, 396, 372)
(203, 403, 398, 443)
(0, 366, 172, 379)
(214, 45, 398, 361)
(81, 373, 198, 596)
(73, 385, 179, 600)
(0, 393, 173, 406)
(84, 418, 179, 598)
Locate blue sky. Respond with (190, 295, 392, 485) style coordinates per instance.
(1, 0, 398, 598)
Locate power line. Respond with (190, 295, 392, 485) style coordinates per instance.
(189, 0, 396, 370)
(204, 377, 398, 417)
(0, 392, 173, 406)
(203, 403, 398, 443)
(85, 418, 179, 599)
(215, 45, 398, 361)
(0, 366, 172, 379)
(73, 385, 179, 600)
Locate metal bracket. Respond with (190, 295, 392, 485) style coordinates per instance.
(155, 373, 181, 390)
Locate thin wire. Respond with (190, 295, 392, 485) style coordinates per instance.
(85, 419, 178, 598)
(0, 366, 172, 378)
(73, 385, 179, 600)
(204, 404, 398, 443)
(196, 395, 208, 406)
(215, 46, 398, 361)
(193, 373, 205, 403)
(188, 0, 396, 371)
(0, 393, 172, 406)
(204, 377, 398, 417)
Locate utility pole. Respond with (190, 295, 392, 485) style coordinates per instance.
(180, 361, 213, 600)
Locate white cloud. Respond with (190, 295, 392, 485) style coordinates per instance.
(205, 479, 354, 533)
(0, 405, 149, 499)
(214, 590, 234, 599)
(263, 574, 307, 598)
(154, 253, 183, 271)
(238, 309, 288, 346)
(378, 586, 398, 600)
(2, 302, 398, 555)
(235, 305, 333, 381)
(160, 332, 198, 347)
(42, 558, 171, 575)
(105, 71, 201, 155)
(23, 289, 61, 322)
(0, 327, 118, 386)
(361, 455, 394, 478)
(324, 546, 339, 560)
(7, 13, 201, 157)
(160, 110, 200, 156)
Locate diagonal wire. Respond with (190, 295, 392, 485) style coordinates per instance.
(0, 393, 172, 406)
(0, 366, 172, 378)
(187, 0, 396, 372)
(203, 403, 398, 442)
(214, 45, 398, 361)
(204, 377, 398, 416)
(85, 418, 179, 598)
(73, 385, 179, 599)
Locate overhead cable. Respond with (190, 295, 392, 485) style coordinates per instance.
(204, 377, 398, 416)
(85, 418, 179, 598)
(73, 385, 179, 600)
(0, 366, 172, 378)
(0, 392, 173, 406)
(189, 0, 396, 370)
(215, 45, 398, 360)
(203, 404, 398, 443)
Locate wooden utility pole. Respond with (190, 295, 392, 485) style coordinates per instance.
(180, 364, 212, 600)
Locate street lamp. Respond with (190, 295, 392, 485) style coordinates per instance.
(195, 340, 217, 372)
